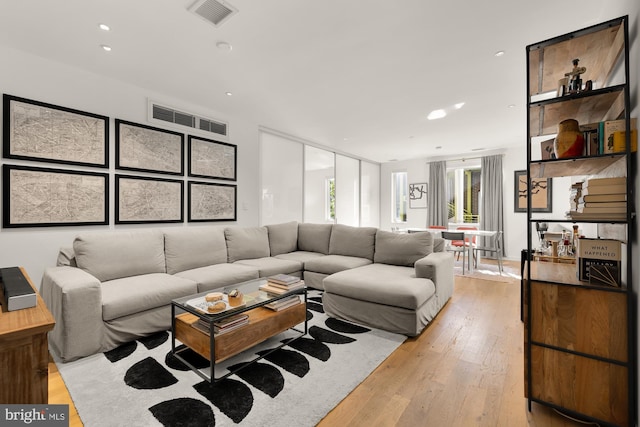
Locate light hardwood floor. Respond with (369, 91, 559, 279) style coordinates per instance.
(48, 260, 584, 426)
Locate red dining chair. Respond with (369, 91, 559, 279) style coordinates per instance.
(427, 225, 447, 230)
(452, 226, 477, 261)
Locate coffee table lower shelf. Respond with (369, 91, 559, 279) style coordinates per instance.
(172, 302, 307, 382)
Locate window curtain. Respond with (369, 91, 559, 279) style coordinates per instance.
(480, 155, 504, 257)
(427, 161, 448, 227)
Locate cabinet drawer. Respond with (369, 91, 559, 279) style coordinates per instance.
(530, 345, 628, 426)
(529, 281, 627, 362)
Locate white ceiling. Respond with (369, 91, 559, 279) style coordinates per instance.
(0, 0, 613, 163)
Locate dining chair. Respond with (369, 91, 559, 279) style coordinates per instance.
(441, 231, 467, 274)
(473, 230, 504, 273)
(452, 226, 477, 262)
(427, 225, 447, 230)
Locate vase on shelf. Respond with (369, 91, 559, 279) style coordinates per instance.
(554, 119, 585, 158)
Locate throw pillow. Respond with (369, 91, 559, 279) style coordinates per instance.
(225, 226, 270, 262)
(266, 221, 298, 256)
(374, 230, 433, 266)
(297, 223, 333, 254)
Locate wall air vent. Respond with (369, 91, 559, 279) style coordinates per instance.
(149, 102, 228, 138)
(188, 0, 238, 27)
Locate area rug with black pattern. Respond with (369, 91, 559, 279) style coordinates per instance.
(56, 290, 406, 427)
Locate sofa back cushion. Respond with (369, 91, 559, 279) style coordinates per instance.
(374, 230, 433, 266)
(297, 223, 333, 254)
(266, 221, 298, 256)
(164, 227, 227, 274)
(225, 226, 270, 263)
(329, 224, 377, 260)
(433, 236, 445, 253)
(73, 230, 166, 282)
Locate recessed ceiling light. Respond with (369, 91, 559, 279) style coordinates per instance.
(454, 102, 465, 109)
(495, 50, 505, 57)
(508, 104, 516, 108)
(225, 92, 233, 96)
(99, 23, 110, 31)
(471, 148, 485, 151)
(427, 109, 446, 120)
(435, 146, 442, 150)
(100, 45, 112, 52)
(216, 41, 233, 51)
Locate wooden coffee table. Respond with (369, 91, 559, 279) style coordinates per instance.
(171, 278, 307, 382)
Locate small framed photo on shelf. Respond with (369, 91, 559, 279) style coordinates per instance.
(408, 183, 427, 209)
(540, 138, 556, 160)
(514, 170, 552, 213)
(2, 164, 108, 227)
(115, 119, 184, 175)
(188, 181, 237, 222)
(188, 135, 237, 181)
(115, 174, 184, 224)
(3, 94, 109, 168)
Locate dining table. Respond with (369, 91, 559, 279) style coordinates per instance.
(403, 227, 499, 274)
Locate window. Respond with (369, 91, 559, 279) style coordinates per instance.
(392, 172, 408, 223)
(447, 165, 481, 223)
(326, 178, 335, 221)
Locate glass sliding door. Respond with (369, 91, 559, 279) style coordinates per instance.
(260, 132, 303, 225)
(304, 146, 335, 224)
(360, 161, 380, 227)
(335, 154, 360, 226)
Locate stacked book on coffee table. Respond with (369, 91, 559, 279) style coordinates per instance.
(259, 274, 305, 311)
(191, 313, 249, 336)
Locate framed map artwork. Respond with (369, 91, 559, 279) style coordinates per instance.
(2, 164, 108, 227)
(115, 175, 184, 224)
(188, 181, 237, 222)
(188, 136, 237, 181)
(115, 119, 184, 175)
(3, 94, 109, 168)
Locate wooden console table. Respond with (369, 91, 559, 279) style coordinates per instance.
(0, 267, 55, 404)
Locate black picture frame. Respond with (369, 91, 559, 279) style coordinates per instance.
(115, 174, 184, 224)
(514, 170, 553, 213)
(188, 181, 237, 222)
(115, 119, 184, 175)
(2, 164, 109, 228)
(188, 135, 237, 181)
(3, 94, 109, 168)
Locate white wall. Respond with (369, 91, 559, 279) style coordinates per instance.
(0, 46, 261, 288)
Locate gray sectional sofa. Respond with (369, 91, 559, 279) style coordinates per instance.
(41, 222, 454, 362)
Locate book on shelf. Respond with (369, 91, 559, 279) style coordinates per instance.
(580, 184, 626, 196)
(576, 201, 626, 209)
(567, 211, 627, 221)
(191, 313, 250, 335)
(578, 194, 627, 203)
(611, 129, 638, 153)
(259, 283, 300, 295)
(582, 176, 627, 187)
(603, 118, 637, 154)
(266, 273, 301, 286)
(575, 205, 627, 214)
(577, 238, 622, 284)
(264, 295, 302, 311)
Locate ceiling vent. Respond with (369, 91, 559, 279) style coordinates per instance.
(149, 101, 228, 138)
(188, 0, 238, 27)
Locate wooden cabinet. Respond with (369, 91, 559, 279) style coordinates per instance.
(524, 16, 634, 427)
(0, 268, 55, 404)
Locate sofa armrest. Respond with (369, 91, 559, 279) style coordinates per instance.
(414, 252, 454, 303)
(41, 266, 104, 362)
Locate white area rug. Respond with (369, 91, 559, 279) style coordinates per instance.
(56, 290, 405, 426)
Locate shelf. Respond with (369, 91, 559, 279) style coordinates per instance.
(528, 19, 624, 97)
(526, 261, 626, 291)
(530, 154, 624, 178)
(529, 87, 624, 137)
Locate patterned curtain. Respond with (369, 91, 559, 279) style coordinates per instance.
(427, 161, 448, 227)
(480, 155, 504, 256)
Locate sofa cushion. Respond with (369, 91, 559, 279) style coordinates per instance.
(274, 251, 326, 269)
(433, 237, 445, 253)
(74, 230, 166, 282)
(304, 254, 372, 275)
(374, 230, 433, 267)
(56, 246, 76, 267)
(234, 257, 302, 277)
(329, 224, 377, 260)
(101, 273, 197, 321)
(225, 227, 270, 263)
(323, 263, 436, 310)
(175, 263, 259, 293)
(266, 221, 298, 256)
(164, 227, 227, 275)
(297, 223, 332, 255)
